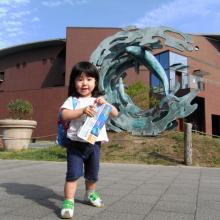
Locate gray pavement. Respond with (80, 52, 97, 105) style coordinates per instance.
(0, 160, 220, 220)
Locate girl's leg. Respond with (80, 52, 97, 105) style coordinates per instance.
(85, 180, 96, 197)
(64, 180, 77, 199)
(61, 141, 83, 218)
(84, 180, 103, 207)
(85, 179, 96, 191)
(65, 141, 84, 199)
(61, 181, 76, 218)
(84, 143, 103, 207)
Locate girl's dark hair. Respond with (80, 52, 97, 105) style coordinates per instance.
(68, 61, 104, 97)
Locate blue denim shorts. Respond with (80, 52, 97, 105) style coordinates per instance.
(65, 140, 101, 182)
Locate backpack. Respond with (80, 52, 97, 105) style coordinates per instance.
(56, 97, 77, 147)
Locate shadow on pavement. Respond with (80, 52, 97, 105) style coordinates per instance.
(0, 183, 63, 217)
(148, 151, 184, 164)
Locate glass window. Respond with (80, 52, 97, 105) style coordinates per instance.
(150, 51, 169, 94)
(158, 52, 169, 72)
(150, 51, 188, 94)
(170, 52, 188, 89)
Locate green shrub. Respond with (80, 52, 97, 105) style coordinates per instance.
(149, 95, 160, 108)
(8, 99, 33, 119)
(126, 81, 148, 97)
(125, 81, 160, 109)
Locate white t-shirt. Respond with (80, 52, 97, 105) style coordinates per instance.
(61, 96, 109, 143)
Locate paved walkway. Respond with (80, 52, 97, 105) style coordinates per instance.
(0, 160, 220, 220)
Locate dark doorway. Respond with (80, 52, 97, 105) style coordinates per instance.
(212, 114, 220, 136)
(186, 97, 205, 132)
(175, 71, 182, 88)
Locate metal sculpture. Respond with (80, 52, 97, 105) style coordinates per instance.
(90, 26, 198, 135)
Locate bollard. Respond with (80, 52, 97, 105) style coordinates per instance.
(184, 123, 192, 166)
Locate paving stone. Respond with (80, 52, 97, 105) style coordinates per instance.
(92, 211, 145, 220)
(196, 208, 220, 220)
(0, 197, 34, 208)
(154, 200, 196, 214)
(74, 202, 106, 216)
(198, 192, 220, 202)
(0, 207, 13, 215)
(145, 210, 194, 220)
(10, 204, 53, 218)
(1, 160, 220, 220)
(134, 187, 166, 196)
(0, 215, 39, 220)
(41, 211, 92, 220)
(160, 193, 197, 203)
(106, 200, 153, 215)
(120, 194, 159, 204)
(197, 200, 220, 213)
(98, 188, 130, 196)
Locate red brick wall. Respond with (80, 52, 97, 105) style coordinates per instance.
(0, 46, 65, 91)
(65, 27, 150, 86)
(188, 36, 220, 134)
(0, 87, 68, 139)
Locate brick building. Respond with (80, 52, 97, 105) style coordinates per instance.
(0, 27, 220, 139)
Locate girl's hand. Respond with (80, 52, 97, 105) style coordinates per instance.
(95, 97, 119, 118)
(83, 105, 96, 117)
(95, 97, 107, 105)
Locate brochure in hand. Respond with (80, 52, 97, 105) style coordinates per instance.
(77, 104, 112, 144)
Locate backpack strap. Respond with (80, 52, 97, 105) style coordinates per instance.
(72, 97, 77, 109)
(58, 97, 77, 121)
(57, 97, 78, 147)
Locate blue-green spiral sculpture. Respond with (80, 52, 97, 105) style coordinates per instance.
(90, 26, 198, 136)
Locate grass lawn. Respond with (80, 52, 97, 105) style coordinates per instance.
(0, 131, 220, 167)
(0, 145, 66, 161)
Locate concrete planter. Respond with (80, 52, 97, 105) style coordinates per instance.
(0, 119, 37, 151)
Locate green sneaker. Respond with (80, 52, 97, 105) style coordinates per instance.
(61, 199, 74, 219)
(84, 191, 104, 208)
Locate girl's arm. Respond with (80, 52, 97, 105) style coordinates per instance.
(95, 97, 119, 118)
(61, 105, 96, 121)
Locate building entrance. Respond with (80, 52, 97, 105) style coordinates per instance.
(186, 97, 205, 132)
(212, 114, 220, 137)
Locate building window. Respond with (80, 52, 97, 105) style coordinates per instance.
(150, 51, 188, 94)
(151, 51, 169, 94)
(175, 71, 182, 88)
(169, 52, 188, 90)
(0, 72, 4, 82)
(191, 69, 208, 91)
(198, 81, 205, 90)
(191, 75, 205, 91)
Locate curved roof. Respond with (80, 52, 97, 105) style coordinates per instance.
(0, 39, 66, 58)
(192, 33, 220, 41)
(202, 34, 220, 41)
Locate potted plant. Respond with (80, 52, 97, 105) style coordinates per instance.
(0, 99, 37, 151)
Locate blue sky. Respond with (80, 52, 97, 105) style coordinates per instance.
(0, 0, 220, 49)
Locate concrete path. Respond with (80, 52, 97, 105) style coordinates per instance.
(0, 160, 220, 220)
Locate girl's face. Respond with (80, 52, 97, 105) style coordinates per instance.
(75, 73, 96, 97)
